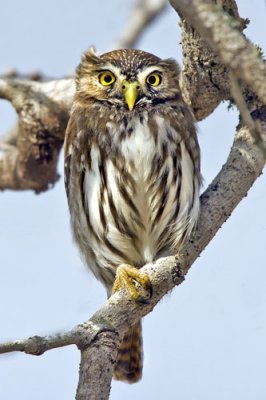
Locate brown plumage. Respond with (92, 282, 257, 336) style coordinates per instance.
(64, 48, 201, 383)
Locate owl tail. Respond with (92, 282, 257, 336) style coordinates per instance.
(113, 321, 143, 384)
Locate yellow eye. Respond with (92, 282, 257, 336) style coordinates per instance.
(146, 73, 161, 87)
(99, 71, 116, 86)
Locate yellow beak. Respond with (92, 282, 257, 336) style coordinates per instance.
(122, 81, 139, 111)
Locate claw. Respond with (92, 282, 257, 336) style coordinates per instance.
(112, 264, 152, 303)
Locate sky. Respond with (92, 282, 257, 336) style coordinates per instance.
(0, 1, 265, 400)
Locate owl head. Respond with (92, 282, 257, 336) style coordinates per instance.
(75, 48, 181, 111)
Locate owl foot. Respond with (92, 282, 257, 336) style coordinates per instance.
(112, 264, 152, 304)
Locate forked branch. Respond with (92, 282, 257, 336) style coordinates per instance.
(0, 117, 265, 398)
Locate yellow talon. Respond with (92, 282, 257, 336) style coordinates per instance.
(112, 264, 152, 304)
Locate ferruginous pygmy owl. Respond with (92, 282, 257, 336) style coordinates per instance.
(64, 48, 201, 383)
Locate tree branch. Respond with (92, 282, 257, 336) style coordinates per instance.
(170, 0, 266, 111)
(111, 0, 168, 49)
(229, 72, 266, 159)
(0, 78, 74, 192)
(172, 0, 248, 120)
(0, 332, 75, 355)
(0, 69, 49, 81)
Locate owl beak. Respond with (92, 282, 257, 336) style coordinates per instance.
(122, 81, 140, 111)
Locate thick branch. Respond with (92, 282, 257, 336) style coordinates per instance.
(170, 0, 251, 120)
(76, 331, 119, 400)
(0, 78, 74, 191)
(170, 0, 266, 112)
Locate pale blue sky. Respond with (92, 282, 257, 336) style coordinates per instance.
(0, 1, 265, 399)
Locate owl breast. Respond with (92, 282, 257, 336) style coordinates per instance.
(77, 113, 200, 286)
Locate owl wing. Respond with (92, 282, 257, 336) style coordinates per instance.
(64, 115, 77, 202)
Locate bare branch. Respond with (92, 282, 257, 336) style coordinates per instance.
(111, 0, 168, 49)
(0, 69, 47, 81)
(229, 72, 266, 159)
(170, 0, 266, 111)
(172, 0, 266, 157)
(178, 0, 247, 119)
(0, 333, 75, 355)
(0, 78, 74, 192)
(76, 331, 119, 400)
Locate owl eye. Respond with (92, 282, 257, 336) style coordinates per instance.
(146, 73, 161, 87)
(99, 71, 116, 86)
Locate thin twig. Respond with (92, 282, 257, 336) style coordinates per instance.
(0, 333, 75, 355)
(0, 69, 73, 81)
(0, 69, 46, 81)
(229, 71, 266, 159)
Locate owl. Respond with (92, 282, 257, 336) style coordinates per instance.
(64, 48, 201, 383)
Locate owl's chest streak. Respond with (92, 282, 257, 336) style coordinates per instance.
(104, 123, 158, 231)
(83, 119, 175, 264)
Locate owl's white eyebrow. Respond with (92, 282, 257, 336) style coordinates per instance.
(97, 64, 124, 80)
(137, 66, 163, 81)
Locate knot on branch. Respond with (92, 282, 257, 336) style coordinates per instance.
(74, 321, 119, 351)
(24, 335, 48, 356)
(172, 256, 186, 286)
